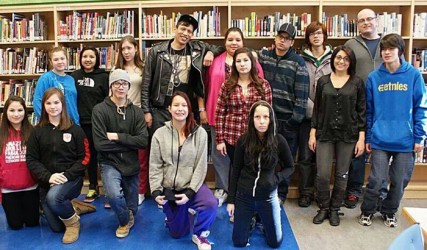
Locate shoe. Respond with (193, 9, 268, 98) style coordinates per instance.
(344, 194, 358, 209)
(138, 194, 145, 206)
(188, 208, 197, 215)
(249, 215, 257, 233)
(383, 213, 397, 227)
(229, 215, 234, 223)
(298, 196, 312, 207)
(192, 231, 211, 250)
(71, 199, 96, 216)
(116, 225, 130, 238)
(329, 210, 340, 226)
(214, 189, 228, 207)
(359, 213, 373, 226)
(128, 210, 135, 229)
(313, 209, 329, 224)
(60, 213, 80, 244)
(83, 189, 98, 203)
(104, 202, 111, 209)
(157, 204, 163, 209)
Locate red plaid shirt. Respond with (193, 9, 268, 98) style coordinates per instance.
(215, 79, 272, 146)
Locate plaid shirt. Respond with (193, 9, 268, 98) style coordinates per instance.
(215, 79, 272, 146)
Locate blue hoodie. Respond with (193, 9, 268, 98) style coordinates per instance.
(366, 60, 427, 152)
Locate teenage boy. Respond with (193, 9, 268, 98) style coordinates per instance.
(359, 34, 427, 227)
(343, 8, 384, 208)
(258, 23, 309, 203)
(92, 69, 148, 238)
(142, 14, 223, 134)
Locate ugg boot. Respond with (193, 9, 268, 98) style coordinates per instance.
(60, 213, 80, 244)
(71, 199, 96, 215)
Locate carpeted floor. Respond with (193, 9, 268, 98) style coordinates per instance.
(0, 195, 298, 250)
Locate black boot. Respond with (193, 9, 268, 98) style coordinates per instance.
(329, 210, 340, 226)
(313, 209, 329, 224)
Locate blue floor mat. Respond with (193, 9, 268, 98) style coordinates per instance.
(0, 195, 299, 250)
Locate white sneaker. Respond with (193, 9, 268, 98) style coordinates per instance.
(192, 231, 212, 250)
(138, 194, 145, 206)
(214, 189, 228, 207)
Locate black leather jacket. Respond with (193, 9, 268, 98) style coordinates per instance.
(142, 39, 223, 113)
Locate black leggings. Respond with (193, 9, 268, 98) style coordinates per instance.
(2, 189, 40, 230)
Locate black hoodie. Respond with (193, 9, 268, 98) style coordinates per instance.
(71, 68, 109, 125)
(92, 97, 149, 176)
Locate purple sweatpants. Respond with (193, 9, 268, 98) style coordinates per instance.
(163, 184, 218, 238)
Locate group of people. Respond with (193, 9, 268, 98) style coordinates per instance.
(1, 8, 427, 250)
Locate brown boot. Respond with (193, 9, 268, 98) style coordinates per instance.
(71, 199, 96, 215)
(60, 213, 80, 244)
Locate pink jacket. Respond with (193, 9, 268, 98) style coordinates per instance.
(205, 52, 264, 126)
(0, 130, 37, 203)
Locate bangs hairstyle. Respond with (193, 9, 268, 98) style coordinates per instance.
(330, 45, 356, 77)
(79, 46, 101, 70)
(225, 47, 265, 99)
(304, 21, 328, 50)
(224, 27, 245, 44)
(380, 33, 405, 57)
(242, 101, 278, 169)
(38, 88, 73, 131)
(48, 46, 67, 69)
(169, 91, 196, 137)
(115, 35, 144, 74)
(0, 96, 33, 152)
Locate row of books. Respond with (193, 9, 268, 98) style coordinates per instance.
(412, 48, 427, 73)
(141, 7, 221, 38)
(0, 79, 36, 107)
(0, 13, 47, 42)
(63, 44, 118, 70)
(0, 47, 48, 75)
(413, 12, 427, 38)
(57, 10, 135, 41)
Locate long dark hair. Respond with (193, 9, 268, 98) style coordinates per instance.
(0, 96, 33, 152)
(38, 88, 72, 131)
(115, 35, 144, 74)
(242, 101, 278, 168)
(79, 46, 101, 70)
(225, 47, 265, 99)
(169, 91, 196, 137)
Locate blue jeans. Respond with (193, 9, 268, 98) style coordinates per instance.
(346, 153, 366, 198)
(39, 176, 83, 232)
(100, 164, 139, 226)
(297, 120, 315, 198)
(361, 150, 415, 215)
(277, 120, 298, 200)
(232, 190, 282, 248)
(210, 127, 231, 191)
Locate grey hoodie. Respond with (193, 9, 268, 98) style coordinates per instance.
(149, 121, 208, 200)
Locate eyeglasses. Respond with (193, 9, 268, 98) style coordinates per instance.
(357, 16, 376, 24)
(112, 81, 130, 88)
(276, 34, 292, 41)
(335, 55, 350, 63)
(309, 31, 323, 37)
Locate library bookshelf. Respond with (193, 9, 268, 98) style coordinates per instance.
(0, 0, 427, 196)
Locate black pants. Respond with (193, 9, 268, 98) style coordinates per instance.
(2, 189, 40, 230)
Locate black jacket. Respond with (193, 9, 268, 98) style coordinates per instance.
(141, 39, 223, 112)
(71, 68, 109, 125)
(228, 134, 294, 203)
(92, 97, 148, 176)
(26, 124, 89, 188)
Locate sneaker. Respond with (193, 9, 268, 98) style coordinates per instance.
(128, 210, 135, 229)
(192, 231, 211, 250)
(214, 189, 228, 207)
(104, 202, 111, 209)
(344, 194, 358, 209)
(116, 225, 129, 238)
(359, 213, 373, 226)
(188, 208, 197, 215)
(138, 194, 145, 206)
(229, 216, 234, 223)
(84, 189, 98, 203)
(298, 196, 312, 207)
(383, 213, 397, 227)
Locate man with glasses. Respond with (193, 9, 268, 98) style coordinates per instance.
(92, 69, 149, 238)
(258, 23, 309, 204)
(343, 8, 384, 209)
